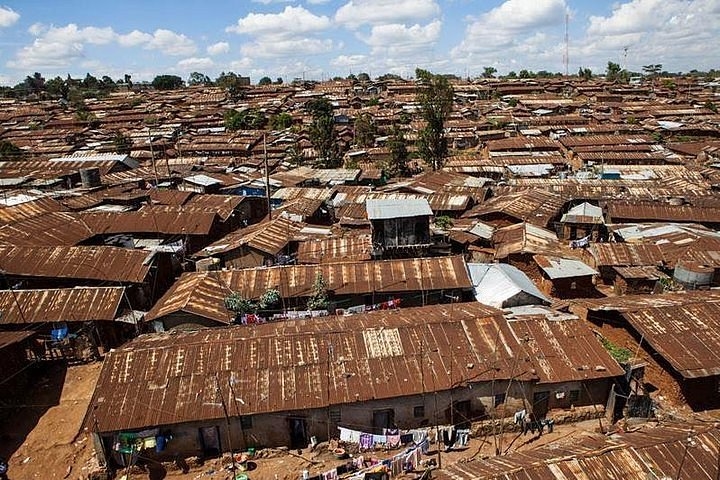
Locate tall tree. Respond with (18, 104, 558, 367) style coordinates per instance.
(386, 125, 409, 177)
(642, 64, 662, 78)
(188, 72, 211, 86)
(24, 72, 45, 95)
(353, 113, 376, 147)
(482, 66, 497, 78)
(151, 74, 184, 90)
(305, 97, 339, 168)
(606, 61, 626, 82)
(258, 76, 272, 86)
(415, 68, 453, 171)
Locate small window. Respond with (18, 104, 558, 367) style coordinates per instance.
(413, 405, 425, 418)
(494, 393, 506, 407)
(570, 281, 577, 290)
(569, 390, 580, 402)
(240, 415, 253, 429)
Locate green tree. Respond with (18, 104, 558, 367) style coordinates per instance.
(306, 97, 340, 167)
(518, 69, 533, 79)
(224, 108, 267, 131)
(377, 73, 403, 82)
(270, 112, 293, 130)
(100, 76, 116, 90)
(415, 68, 453, 171)
(482, 66, 497, 78)
(306, 273, 329, 311)
(642, 64, 662, 78)
(606, 61, 625, 82)
(386, 125, 409, 177)
(506, 71, 517, 79)
(188, 72, 211, 86)
(151, 74, 184, 90)
(275, 77, 283, 85)
(578, 67, 593, 80)
(24, 72, 45, 95)
(258, 76, 272, 86)
(353, 113, 376, 147)
(82, 73, 99, 90)
(357, 72, 371, 82)
(45, 76, 69, 99)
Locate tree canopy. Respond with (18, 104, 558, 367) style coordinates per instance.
(415, 68, 453, 171)
(151, 74, 184, 90)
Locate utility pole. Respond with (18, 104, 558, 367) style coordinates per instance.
(215, 374, 237, 473)
(147, 127, 159, 186)
(264, 133, 272, 220)
(563, 12, 570, 77)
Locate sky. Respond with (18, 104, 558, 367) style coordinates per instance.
(0, 0, 717, 86)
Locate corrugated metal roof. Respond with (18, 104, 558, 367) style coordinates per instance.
(468, 263, 550, 308)
(366, 198, 432, 220)
(0, 212, 95, 246)
(0, 245, 152, 283)
(88, 303, 536, 433)
(79, 207, 218, 235)
(296, 234, 371, 264)
(588, 243, 666, 268)
(200, 215, 307, 257)
(570, 289, 720, 317)
(609, 201, 720, 224)
(0, 287, 125, 324)
(436, 424, 720, 480)
(561, 202, 604, 224)
(494, 223, 560, 260)
(506, 315, 624, 383)
(533, 255, 598, 279)
(146, 256, 473, 323)
(623, 302, 720, 379)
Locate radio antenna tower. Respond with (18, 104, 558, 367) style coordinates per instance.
(563, 12, 569, 76)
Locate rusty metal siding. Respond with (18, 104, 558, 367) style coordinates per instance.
(0, 245, 152, 283)
(90, 303, 534, 432)
(146, 256, 473, 323)
(0, 287, 124, 324)
(0, 212, 95, 246)
(436, 425, 720, 480)
(588, 243, 666, 267)
(506, 316, 624, 383)
(623, 302, 720, 379)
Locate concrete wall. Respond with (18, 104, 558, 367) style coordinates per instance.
(99, 378, 616, 464)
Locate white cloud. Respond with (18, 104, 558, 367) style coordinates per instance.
(207, 41, 230, 56)
(145, 29, 197, 56)
(335, 0, 440, 28)
(0, 6, 19, 28)
(362, 21, 442, 56)
(307, 0, 331, 3)
(331, 54, 368, 68)
(8, 23, 198, 70)
(177, 57, 215, 70)
(241, 37, 334, 58)
(579, 0, 720, 72)
(227, 5, 335, 60)
(118, 30, 153, 47)
(451, 0, 566, 71)
(227, 6, 331, 36)
(27, 22, 45, 36)
(7, 39, 84, 69)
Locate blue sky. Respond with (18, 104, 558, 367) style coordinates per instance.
(0, 0, 717, 85)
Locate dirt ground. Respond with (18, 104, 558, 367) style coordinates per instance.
(0, 362, 101, 480)
(0, 362, 609, 480)
(0, 358, 710, 480)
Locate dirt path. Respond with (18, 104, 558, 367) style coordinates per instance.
(1, 362, 101, 480)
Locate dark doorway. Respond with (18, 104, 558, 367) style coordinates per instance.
(533, 391, 550, 418)
(199, 426, 221, 457)
(450, 400, 471, 427)
(289, 418, 308, 449)
(372, 409, 394, 434)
